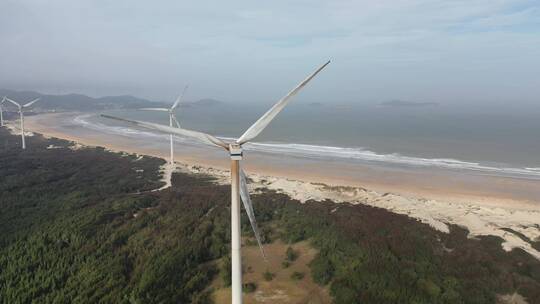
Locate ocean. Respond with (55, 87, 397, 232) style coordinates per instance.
(80, 102, 540, 180)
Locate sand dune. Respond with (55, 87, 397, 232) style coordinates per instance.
(180, 162, 540, 260)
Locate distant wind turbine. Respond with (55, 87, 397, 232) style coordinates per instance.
(0, 97, 6, 127)
(102, 61, 330, 304)
(5, 97, 40, 149)
(138, 85, 188, 165)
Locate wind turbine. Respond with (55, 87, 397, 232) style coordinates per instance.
(0, 97, 6, 127)
(102, 61, 330, 304)
(138, 85, 188, 165)
(5, 97, 40, 149)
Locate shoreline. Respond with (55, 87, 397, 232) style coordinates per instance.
(25, 112, 540, 208)
(18, 112, 540, 259)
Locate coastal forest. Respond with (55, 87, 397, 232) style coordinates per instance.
(1, 128, 539, 303)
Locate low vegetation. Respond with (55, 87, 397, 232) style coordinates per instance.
(262, 270, 275, 281)
(291, 271, 305, 281)
(286, 246, 299, 262)
(1, 129, 539, 303)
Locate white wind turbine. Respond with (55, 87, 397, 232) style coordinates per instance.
(102, 61, 330, 304)
(5, 97, 40, 149)
(138, 85, 189, 165)
(0, 97, 6, 127)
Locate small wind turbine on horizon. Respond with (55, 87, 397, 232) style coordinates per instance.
(138, 85, 189, 165)
(0, 97, 6, 127)
(102, 61, 330, 304)
(5, 97, 40, 149)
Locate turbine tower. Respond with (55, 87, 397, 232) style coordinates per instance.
(0, 97, 6, 127)
(102, 61, 330, 304)
(138, 85, 188, 165)
(5, 97, 40, 149)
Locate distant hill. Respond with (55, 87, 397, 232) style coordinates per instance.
(0, 89, 168, 111)
(95, 95, 162, 109)
(380, 100, 439, 107)
(0, 89, 226, 112)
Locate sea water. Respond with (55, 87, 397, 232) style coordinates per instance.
(81, 101, 540, 180)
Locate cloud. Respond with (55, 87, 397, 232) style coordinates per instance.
(0, 0, 538, 104)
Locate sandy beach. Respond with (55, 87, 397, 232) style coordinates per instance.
(18, 112, 540, 260)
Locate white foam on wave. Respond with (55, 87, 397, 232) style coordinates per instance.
(244, 142, 540, 178)
(72, 114, 540, 179)
(73, 114, 206, 145)
(73, 114, 165, 139)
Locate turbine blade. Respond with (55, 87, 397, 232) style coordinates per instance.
(236, 60, 330, 144)
(171, 115, 181, 128)
(139, 108, 169, 112)
(239, 167, 267, 261)
(172, 85, 189, 110)
(1, 97, 6, 104)
(23, 98, 40, 107)
(5, 98, 21, 109)
(100, 114, 228, 149)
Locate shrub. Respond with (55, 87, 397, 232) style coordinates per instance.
(291, 272, 305, 281)
(286, 246, 299, 262)
(310, 254, 334, 285)
(243, 282, 257, 293)
(263, 271, 275, 281)
(221, 256, 231, 287)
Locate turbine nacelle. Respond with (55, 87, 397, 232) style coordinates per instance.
(229, 144, 243, 160)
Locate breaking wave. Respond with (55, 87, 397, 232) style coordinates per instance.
(244, 142, 540, 178)
(73, 114, 540, 179)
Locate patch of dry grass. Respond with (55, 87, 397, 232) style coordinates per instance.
(212, 240, 331, 304)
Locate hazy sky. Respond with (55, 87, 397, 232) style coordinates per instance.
(1, 0, 539, 104)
